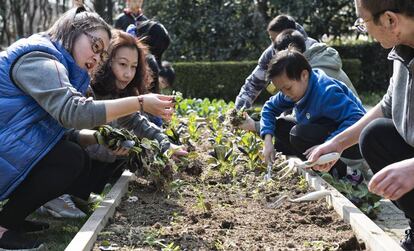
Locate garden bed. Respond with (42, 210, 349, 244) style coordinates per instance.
(65, 98, 402, 250)
(93, 167, 362, 250)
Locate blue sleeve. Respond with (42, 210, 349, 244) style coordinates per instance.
(260, 94, 294, 138)
(321, 86, 366, 140)
(235, 45, 275, 109)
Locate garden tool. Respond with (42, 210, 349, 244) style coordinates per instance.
(269, 190, 331, 209)
(264, 162, 273, 181)
(276, 152, 341, 180)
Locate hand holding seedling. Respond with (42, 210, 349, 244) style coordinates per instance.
(368, 158, 414, 200)
(305, 140, 343, 172)
(141, 93, 175, 121)
(238, 112, 256, 132)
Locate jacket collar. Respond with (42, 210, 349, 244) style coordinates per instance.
(388, 45, 414, 72)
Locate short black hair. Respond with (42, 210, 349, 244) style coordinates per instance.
(159, 61, 175, 87)
(267, 14, 297, 33)
(267, 49, 311, 81)
(361, 0, 414, 23)
(273, 29, 306, 53)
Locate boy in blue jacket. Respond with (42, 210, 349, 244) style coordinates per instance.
(261, 48, 366, 180)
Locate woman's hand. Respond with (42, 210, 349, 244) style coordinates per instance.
(141, 94, 175, 121)
(304, 140, 342, 172)
(170, 143, 188, 156)
(369, 158, 414, 200)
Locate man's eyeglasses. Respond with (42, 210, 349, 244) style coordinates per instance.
(353, 8, 400, 34)
(83, 32, 109, 61)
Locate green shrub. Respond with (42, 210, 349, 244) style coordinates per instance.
(333, 42, 391, 93)
(174, 59, 361, 103)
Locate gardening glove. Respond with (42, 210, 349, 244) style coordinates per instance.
(85, 144, 116, 163)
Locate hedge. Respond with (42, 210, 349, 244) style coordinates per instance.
(174, 59, 361, 103)
(332, 42, 392, 93)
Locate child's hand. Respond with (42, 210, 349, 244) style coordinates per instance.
(263, 135, 275, 164)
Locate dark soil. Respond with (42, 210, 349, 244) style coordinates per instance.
(93, 166, 364, 250)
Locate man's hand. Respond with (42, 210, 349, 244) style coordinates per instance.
(369, 158, 414, 200)
(304, 140, 343, 172)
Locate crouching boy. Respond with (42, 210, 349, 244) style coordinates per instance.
(261, 48, 366, 182)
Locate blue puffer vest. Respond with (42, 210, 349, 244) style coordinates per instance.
(0, 33, 90, 200)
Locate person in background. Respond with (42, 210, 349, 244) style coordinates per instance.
(261, 48, 365, 183)
(307, 1, 414, 249)
(235, 14, 356, 110)
(114, 0, 144, 31)
(0, 6, 174, 249)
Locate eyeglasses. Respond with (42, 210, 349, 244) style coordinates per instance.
(83, 32, 109, 61)
(353, 8, 400, 34)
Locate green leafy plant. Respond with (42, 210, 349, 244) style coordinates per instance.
(321, 173, 382, 218)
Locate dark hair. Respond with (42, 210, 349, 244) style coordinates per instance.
(48, 6, 111, 54)
(146, 54, 160, 93)
(267, 15, 297, 33)
(136, 20, 171, 65)
(159, 61, 175, 87)
(273, 29, 306, 53)
(92, 30, 149, 98)
(361, 0, 414, 23)
(267, 49, 311, 81)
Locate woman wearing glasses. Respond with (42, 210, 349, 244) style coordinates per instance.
(0, 7, 174, 249)
(308, 1, 414, 250)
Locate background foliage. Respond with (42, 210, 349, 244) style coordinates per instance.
(172, 59, 362, 103)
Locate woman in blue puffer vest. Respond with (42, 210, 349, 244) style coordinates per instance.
(0, 6, 175, 249)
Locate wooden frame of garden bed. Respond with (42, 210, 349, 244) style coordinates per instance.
(65, 170, 134, 251)
(297, 158, 404, 251)
(65, 161, 403, 251)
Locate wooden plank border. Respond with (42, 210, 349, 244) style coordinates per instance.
(297, 162, 404, 251)
(65, 170, 133, 251)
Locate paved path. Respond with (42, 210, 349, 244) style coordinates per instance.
(374, 199, 407, 243)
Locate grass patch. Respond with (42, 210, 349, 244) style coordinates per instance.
(28, 214, 87, 251)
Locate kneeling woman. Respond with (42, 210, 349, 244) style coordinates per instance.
(91, 29, 186, 156)
(0, 7, 174, 249)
